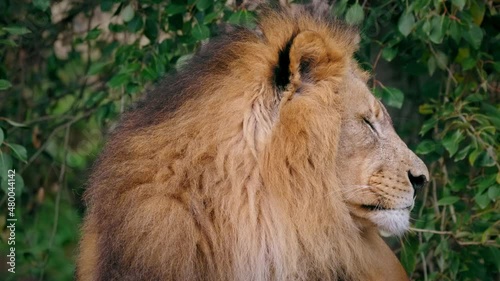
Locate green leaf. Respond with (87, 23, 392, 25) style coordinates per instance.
(477, 174, 496, 193)
(109, 23, 126, 33)
(469, 148, 481, 165)
(418, 104, 434, 115)
(478, 151, 495, 167)
(449, 20, 461, 43)
(141, 67, 158, 81)
(442, 130, 464, 157)
(144, 19, 158, 42)
(455, 47, 470, 62)
(451, 0, 466, 10)
(412, 0, 431, 11)
(7, 144, 27, 163)
(461, 57, 476, 70)
(196, 0, 212, 11)
(101, 0, 113, 12)
(345, 3, 364, 25)
(435, 51, 448, 70)
(121, 5, 135, 22)
(454, 145, 471, 161)
(165, 4, 187, 16)
(176, 54, 193, 70)
(228, 10, 256, 28)
(422, 20, 431, 35)
(88, 62, 109, 75)
(127, 15, 144, 32)
(449, 177, 468, 192)
(0, 39, 17, 47)
(463, 25, 483, 49)
(416, 140, 437, 155)
(0, 79, 12, 90)
(3, 26, 31, 35)
(437, 196, 460, 206)
(119, 62, 141, 74)
(204, 12, 220, 24)
(107, 73, 130, 88)
(86, 28, 102, 40)
(398, 12, 415, 37)
(470, 1, 486, 25)
(493, 62, 500, 72)
(381, 86, 404, 109)
(333, 0, 349, 16)
(33, 0, 50, 11)
(240, 11, 256, 28)
(126, 83, 140, 95)
(228, 11, 242, 25)
(487, 186, 499, 201)
(427, 56, 436, 76)
(0, 152, 13, 177)
(192, 23, 210, 40)
(1, 173, 24, 197)
(0, 128, 3, 144)
(474, 192, 490, 209)
(382, 47, 398, 62)
(85, 91, 107, 107)
(420, 117, 437, 135)
(429, 16, 445, 44)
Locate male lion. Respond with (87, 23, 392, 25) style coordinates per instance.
(78, 8, 428, 281)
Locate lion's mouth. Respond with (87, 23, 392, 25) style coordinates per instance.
(361, 204, 412, 211)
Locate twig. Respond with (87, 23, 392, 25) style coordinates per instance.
(457, 241, 499, 247)
(449, 205, 457, 224)
(417, 230, 428, 281)
(410, 228, 453, 235)
(371, 49, 383, 88)
(419, 162, 434, 218)
(420, 251, 428, 281)
(431, 177, 440, 217)
(38, 125, 70, 281)
(410, 228, 500, 248)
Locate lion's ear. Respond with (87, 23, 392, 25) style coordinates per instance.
(289, 31, 330, 84)
(273, 31, 331, 92)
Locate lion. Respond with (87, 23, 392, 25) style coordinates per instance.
(77, 8, 429, 281)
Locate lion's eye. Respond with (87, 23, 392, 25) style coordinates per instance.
(363, 117, 377, 134)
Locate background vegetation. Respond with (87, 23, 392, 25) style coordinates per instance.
(0, 0, 498, 280)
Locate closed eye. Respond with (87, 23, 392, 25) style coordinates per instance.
(363, 117, 377, 134)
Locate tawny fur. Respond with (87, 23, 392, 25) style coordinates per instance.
(77, 8, 417, 281)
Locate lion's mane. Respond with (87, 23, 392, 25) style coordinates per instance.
(78, 8, 396, 281)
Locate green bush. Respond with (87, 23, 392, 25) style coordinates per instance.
(0, 0, 497, 280)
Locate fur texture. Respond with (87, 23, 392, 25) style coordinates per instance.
(78, 8, 428, 281)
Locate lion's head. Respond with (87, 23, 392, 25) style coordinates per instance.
(79, 7, 429, 281)
(253, 9, 429, 237)
(336, 69, 429, 236)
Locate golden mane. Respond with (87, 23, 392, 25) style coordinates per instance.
(78, 8, 410, 281)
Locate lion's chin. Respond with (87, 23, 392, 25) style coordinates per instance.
(368, 209, 410, 237)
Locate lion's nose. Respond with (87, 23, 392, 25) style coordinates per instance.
(407, 151, 429, 191)
(407, 170, 427, 190)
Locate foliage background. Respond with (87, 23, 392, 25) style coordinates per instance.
(0, 0, 498, 280)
